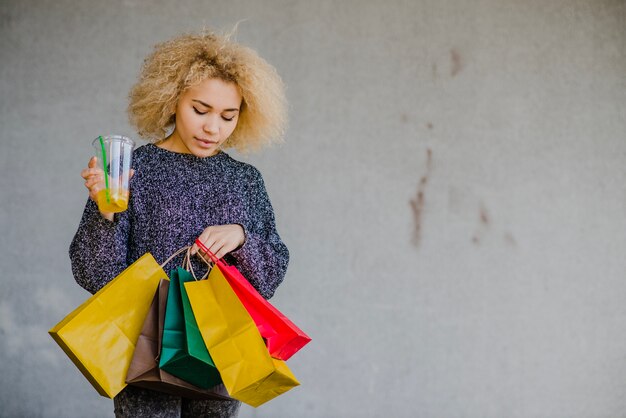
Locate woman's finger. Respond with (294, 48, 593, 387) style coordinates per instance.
(88, 182, 103, 192)
(192, 225, 242, 258)
(81, 168, 104, 181)
(213, 244, 227, 260)
(84, 178, 95, 189)
(84, 173, 104, 188)
(207, 240, 224, 259)
(192, 228, 214, 255)
(81, 168, 93, 180)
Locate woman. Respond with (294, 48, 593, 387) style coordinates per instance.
(70, 30, 289, 418)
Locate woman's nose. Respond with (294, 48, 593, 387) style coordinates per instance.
(203, 115, 219, 134)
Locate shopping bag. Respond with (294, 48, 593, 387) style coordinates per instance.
(159, 267, 221, 389)
(126, 278, 230, 400)
(185, 265, 300, 407)
(195, 239, 311, 360)
(49, 253, 166, 398)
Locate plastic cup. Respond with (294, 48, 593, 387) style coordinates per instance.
(91, 135, 135, 213)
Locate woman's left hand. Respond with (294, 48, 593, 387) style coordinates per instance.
(191, 224, 246, 260)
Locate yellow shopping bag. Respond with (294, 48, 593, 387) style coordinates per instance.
(185, 265, 300, 407)
(49, 253, 167, 398)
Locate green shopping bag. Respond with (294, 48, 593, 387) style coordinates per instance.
(158, 267, 221, 389)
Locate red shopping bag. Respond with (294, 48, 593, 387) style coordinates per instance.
(195, 239, 311, 360)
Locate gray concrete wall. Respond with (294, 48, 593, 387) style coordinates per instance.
(1, 0, 625, 417)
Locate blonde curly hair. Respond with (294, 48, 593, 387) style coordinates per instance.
(128, 30, 287, 152)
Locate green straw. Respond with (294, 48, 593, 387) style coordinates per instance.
(98, 135, 111, 204)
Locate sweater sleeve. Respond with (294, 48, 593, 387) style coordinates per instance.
(229, 168, 289, 299)
(69, 199, 131, 294)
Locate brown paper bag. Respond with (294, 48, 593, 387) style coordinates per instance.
(126, 278, 231, 400)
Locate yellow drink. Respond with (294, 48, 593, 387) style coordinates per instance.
(96, 189, 129, 213)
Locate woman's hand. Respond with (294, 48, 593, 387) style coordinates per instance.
(81, 156, 114, 221)
(80, 156, 134, 222)
(192, 224, 246, 260)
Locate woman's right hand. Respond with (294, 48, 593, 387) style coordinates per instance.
(81, 157, 114, 221)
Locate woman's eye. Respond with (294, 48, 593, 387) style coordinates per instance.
(193, 107, 207, 115)
(222, 115, 235, 122)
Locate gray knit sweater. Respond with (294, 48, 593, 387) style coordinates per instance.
(69, 143, 289, 299)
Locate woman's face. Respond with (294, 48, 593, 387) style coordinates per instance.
(169, 77, 242, 158)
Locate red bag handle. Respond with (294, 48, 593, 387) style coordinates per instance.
(194, 239, 230, 266)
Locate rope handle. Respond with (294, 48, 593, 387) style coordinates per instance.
(184, 246, 212, 281)
(160, 246, 190, 268)
(159, 245, 212, 281)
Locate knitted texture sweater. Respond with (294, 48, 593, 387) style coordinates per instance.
(69, 143, 289, 299)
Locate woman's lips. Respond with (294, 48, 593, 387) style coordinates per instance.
(195, 137, 218, 147)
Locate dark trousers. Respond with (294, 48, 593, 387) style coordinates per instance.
(114, 386, 241, 418)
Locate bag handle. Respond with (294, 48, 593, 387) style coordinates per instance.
(160, 246, 190, 268)
(159, 246, 212, 281)
(194, 239, 230, 267)
(184, 246, 212, 281)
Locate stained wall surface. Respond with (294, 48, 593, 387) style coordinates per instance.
(1, 1, 625, 417)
